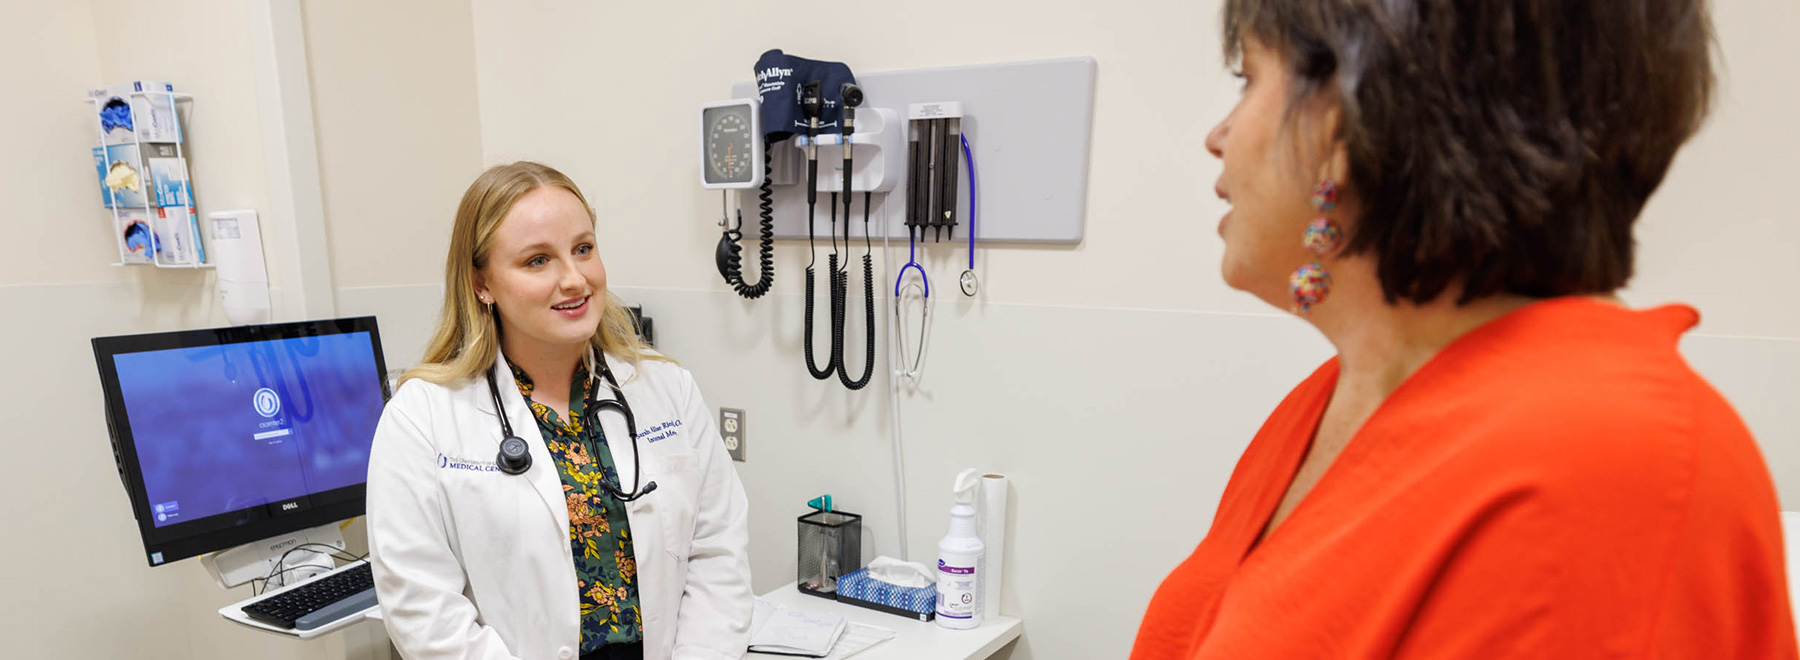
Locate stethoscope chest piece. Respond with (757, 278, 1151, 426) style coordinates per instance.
(496, 435, 532, 475)
(959, 270, 979, 297)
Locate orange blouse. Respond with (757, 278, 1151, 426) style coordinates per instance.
(1131, 298, 1796, 659)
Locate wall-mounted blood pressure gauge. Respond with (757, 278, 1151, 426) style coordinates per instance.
(700, 99, 763, 189)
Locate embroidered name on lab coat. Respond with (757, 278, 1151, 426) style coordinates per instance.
(636, 419, 683, 444)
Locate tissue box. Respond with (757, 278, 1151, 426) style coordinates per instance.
(835, 567, 936, 622)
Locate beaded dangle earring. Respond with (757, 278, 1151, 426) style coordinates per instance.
(1289, 179, 1342, 315)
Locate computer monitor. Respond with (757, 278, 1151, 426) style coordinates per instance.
(92, 317, 390, 567)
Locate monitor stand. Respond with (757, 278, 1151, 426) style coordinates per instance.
(201, 522, 349, 590)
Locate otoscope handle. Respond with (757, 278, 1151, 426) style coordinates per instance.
(807, 158, 818, 206)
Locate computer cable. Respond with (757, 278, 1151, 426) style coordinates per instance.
(255, 543, 366, 595)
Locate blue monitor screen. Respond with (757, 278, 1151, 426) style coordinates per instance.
(112, 332, 384, 528)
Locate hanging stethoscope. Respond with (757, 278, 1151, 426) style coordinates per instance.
(486, 352, 658, 502)
(895, 106, 980, 384)
(893, 218, 932, 384)
(958, 133, 980, 297)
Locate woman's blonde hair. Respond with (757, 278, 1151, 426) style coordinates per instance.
(401, 161, 668, 387)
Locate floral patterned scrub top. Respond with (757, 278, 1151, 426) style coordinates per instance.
(507, 360, 642, 653)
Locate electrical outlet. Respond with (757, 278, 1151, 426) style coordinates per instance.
(720, 408, 746, 462)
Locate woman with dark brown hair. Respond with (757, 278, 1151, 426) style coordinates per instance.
(1131, 1, 1796, 657)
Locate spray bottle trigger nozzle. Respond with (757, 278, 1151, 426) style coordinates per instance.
(953, 468, 982, 506)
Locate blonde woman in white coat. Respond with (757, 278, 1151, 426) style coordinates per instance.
(367, 162, 751, 660)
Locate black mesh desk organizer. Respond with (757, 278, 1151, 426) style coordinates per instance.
(797, 510, 861, 599)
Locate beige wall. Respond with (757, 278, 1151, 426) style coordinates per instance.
(465, 1, 1800, 658)
(1, 1, 307, 658)
(0, 0, 267, 295)
(304, 0, 483, 292)
(302, 0, 485, 370)
(0, 0, 108, 288)
(466, 0, 1800, 335)
(0, 0, 476, 657)
(1628, 0, 1800, 336)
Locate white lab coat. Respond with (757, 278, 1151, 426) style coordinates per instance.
(366, 351, 752, 660)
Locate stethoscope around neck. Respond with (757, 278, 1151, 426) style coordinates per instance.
(484, 355, 658, 502)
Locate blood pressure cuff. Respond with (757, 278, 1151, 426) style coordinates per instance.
(754, 49, 857, 143)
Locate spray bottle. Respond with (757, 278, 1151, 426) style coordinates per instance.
(936, 469, 985, 629)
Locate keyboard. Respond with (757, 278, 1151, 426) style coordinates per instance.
(241, 561, 378, 631)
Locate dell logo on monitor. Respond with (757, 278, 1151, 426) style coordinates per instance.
(281, 502, 299, 511)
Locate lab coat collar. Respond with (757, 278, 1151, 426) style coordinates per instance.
(470, 345, 638, 416)
(479, 347, 574, 548)
(602, 350, 639, 385)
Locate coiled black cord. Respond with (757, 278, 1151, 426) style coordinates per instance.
(837, 192, 875, 390)
(719, 138, 776, 299)
(826, 191, 849, 387)
(824, 196, 843, 383)
(829, 251, 846, 384)
(803, 265, 833, 379)
(803, 155, 834, 380)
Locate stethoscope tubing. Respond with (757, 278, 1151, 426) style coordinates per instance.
(486, 356, 656, 502)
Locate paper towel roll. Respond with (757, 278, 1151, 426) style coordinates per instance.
(980, 473, 1009, 619)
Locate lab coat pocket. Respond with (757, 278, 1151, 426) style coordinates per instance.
(438, 460, 545, 563)
(651, 451, 700, 563)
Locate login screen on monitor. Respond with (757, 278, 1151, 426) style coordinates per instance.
(111, 332, 384, 528)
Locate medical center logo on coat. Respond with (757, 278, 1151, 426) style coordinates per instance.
(438, 453, 499, 473)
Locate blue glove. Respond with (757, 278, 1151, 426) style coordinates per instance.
(99, 99, 135, 134)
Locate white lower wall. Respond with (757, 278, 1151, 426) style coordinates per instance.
(0, 279, 385, 660)
(9, 279, 1789, 659)
(606, 283, 1800, 659)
